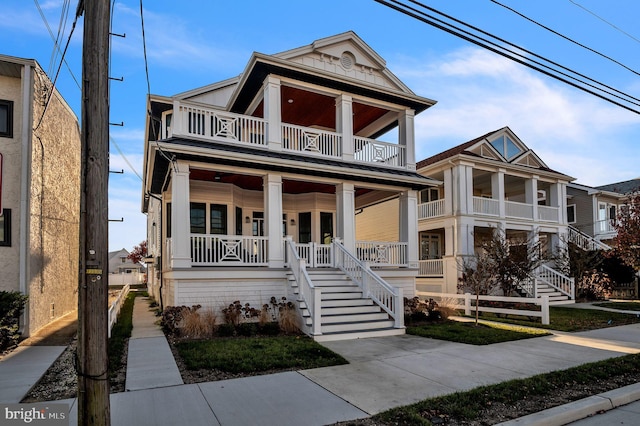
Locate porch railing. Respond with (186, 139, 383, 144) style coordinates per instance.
(536, 264, 574, 298)
(538, 205, 560, 223)
(473, 197, 500, 216)
(418, 199, 445, 219)
(296, 242, 333, 268)
(356, 241, 408, 267)
(418, 259, 444, 277)
(568, 226, 612, 251)
(285, 238, 321, 336)
(178, 103, 267, 146)
(505, 200, 534, 219)
(190, 234, 268, 266)
(282, 123, 341, 158)
(334, 240, 403, 328)
(354, 136, 406, 168)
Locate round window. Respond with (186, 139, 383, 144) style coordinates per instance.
(340, 52, 355, 69)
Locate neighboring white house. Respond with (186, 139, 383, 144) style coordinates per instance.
(141, 32, 439, 340)
(0, 55, 80, 337)
(108, 249, 146, 286)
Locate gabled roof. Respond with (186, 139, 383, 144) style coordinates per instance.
(595, 178, 640, 195)
(416, 126, 572, 179)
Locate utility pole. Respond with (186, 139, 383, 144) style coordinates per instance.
(77, 0, 111, 424)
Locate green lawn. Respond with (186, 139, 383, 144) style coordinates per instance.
(593, 301, 640, 311)
(108, 291, 138, 380)
(469, 306, 640, 332)
(407, 320, 549, 345)
(175, 336, 347, 373)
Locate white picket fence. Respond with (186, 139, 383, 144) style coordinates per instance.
(108, 284, 130, 338)
(417, 291, 550, 325)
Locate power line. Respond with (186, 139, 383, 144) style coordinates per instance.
(568, 0, 640, 45)
(110, 136, 143, 181)
(33, 1, 82, 132)
(491, 0, 640, 78)
(373, 0, 640, 114)
(139, 0, 151, 96)
(33, 0, 81, 90)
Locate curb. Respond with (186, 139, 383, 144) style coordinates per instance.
(496, 382, 640, 425)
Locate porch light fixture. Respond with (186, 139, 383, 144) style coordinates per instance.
(245, 216, 250, 223)
(290, 219, 296, 226)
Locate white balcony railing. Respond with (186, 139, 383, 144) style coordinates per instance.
(505, 200, 534, 219)
(418, 259, 444, 277)
(178, 104, 267, 146)
(282, 124, 341, 158)
(538, 205, 560, 222)
(418, 199, 445, 219)
(354, 136, 406, 168)
(356, 241, 408, 267)
(595, 219, 616, 235)
(190, 234, 268, 266)
(473, 197, 500, 216)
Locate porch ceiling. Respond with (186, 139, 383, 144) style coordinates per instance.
(252, 86, 390, 135)
(189, 168, 372, 196)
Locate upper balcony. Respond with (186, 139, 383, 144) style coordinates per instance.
(161, 97, 415, 171)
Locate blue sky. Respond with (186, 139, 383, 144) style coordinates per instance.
(2, 0, 639, 252)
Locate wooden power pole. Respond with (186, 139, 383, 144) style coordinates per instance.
(77, 0, 111, 424)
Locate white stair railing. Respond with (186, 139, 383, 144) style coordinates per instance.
(333, 239, 404, 328)
(285, 238, 321, 336)
(536, 265, 575, 299)
(568, 226, 612, 251)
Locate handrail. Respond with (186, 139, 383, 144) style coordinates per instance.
(333, 240, 403, 328)
(284, 238, 321, 336)
(536, 265, 574, 298)
(568, 226, 612, 251)
(418, 199, 445, 219)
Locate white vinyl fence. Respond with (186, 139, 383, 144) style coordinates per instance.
(417, 291, 550, 325)
(108, 284, 130, 337)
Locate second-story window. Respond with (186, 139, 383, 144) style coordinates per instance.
(0, 100, 13, 138)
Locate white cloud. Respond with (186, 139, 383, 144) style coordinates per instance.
(395, 47, 640, 186)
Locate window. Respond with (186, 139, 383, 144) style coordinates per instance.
(210, 204, 227, 234)
(490, 135, 521, 159)
(320, 212, 333, 244)
(0, 100, 13, 138)
(235, 207, 243, 235)
(567, 204, 576, 224)
(252, 212, 264, 237)
(166, 203, 172, 238)
(419, 188, 439, 203)
(298, 212, 311, 244)
(0, 209, 10, 246)
(190, 202, 206, 234)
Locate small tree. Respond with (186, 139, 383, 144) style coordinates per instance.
(479, 228, 546, 296)
(613, 191, 640, 271)
(127, 240, 148, 265)
(458, 252, 496, 325)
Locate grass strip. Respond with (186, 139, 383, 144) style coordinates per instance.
(593, 302, 640, 311)
(175, 336, 347, 373)
(107, 291, 137, 379)
(374, 352, 640, 425)
(407, 320, 548, 345)
(469, 306, 640, 332)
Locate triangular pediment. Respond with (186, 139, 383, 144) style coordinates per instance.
(513, 151, 548, 169)
(467, 141, 502, 161)
(274, 31, 412, 94)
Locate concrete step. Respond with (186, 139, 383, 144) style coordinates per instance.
(314, 327, 405, 342)
(321, 319, 395, 334)
(321, 312, 389, 324)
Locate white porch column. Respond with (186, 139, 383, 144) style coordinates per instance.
(492, 169, 506, 218)
(453, 163, 474, 215)
(171, 162, 192, 268)
(336, 183, 356, 252)
(443, 168, 453, 216)
(399, 190, 419, 267)
(263, 76, 282, 151)
(549, 182, 565, 224)
(336, 94, 353, 162)
(264, 174, 284, 268)
(398, 109, 416, 170)
(526, 176, 539, 221)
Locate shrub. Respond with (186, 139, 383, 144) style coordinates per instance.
(217, 323, 235, 337)
(258, 322, 280, 336)
(404, 296, 447, 324)
(181, 308, 217, 339)
(577, 270, 613, 301)
(161, 305, 202, 337)
(0, 291, 28, 351)
(237, 322, 257, 337)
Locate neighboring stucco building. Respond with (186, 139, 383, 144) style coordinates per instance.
(0, 55, 80, 337)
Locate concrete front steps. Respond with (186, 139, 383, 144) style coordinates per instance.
(289, 269, 404, 342)
(536, 282, 575, 305)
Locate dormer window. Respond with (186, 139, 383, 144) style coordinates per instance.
(490, 135, 521, 160)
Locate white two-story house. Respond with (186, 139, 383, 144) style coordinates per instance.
(412, 127, 576, 302)
(141, 32, 440, 340)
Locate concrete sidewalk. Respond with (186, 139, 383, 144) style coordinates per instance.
(4, 298, 640, 425)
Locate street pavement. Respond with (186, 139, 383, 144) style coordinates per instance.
(1, 297, 640, 425)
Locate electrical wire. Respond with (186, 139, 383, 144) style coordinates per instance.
(33, 0, 82, 132)
(373, 0, 640, 114)
(110, 136, 143, 181)
(490, 0, 640, 78)
(568, 0, 640, 45)
(49, 0, 71, 76)
(33, 0, 81, 90)
(139, 0, 151, 96)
